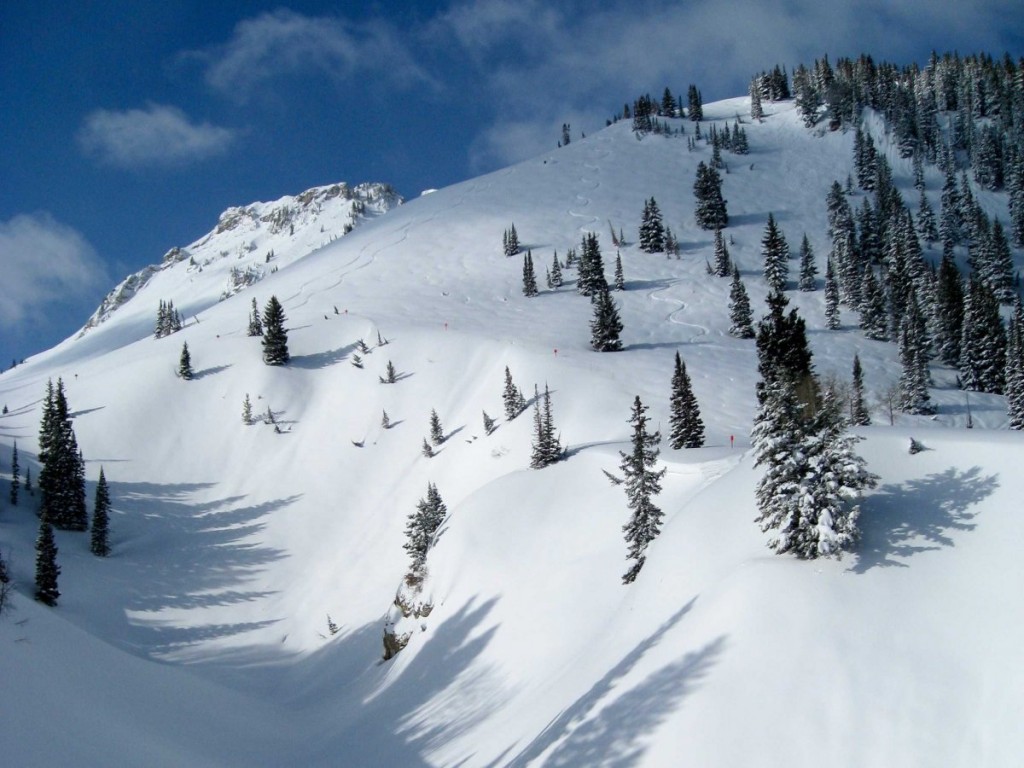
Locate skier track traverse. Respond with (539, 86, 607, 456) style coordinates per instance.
(648, 281, 709, 342)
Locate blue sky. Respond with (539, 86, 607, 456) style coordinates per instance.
(1, 0, 1021, 369)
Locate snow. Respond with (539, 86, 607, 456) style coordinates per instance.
(1, 97, 1022, 766)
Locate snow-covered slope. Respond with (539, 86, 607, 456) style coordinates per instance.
(1, 97, 1021, 767)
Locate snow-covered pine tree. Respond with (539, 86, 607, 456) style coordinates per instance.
(728, 266, 755, 339)
(421, 438, 435, 458)
(178, 341, 193, 380)
(9, 441, 19, 506)
(502, 366, 527, 421)
(639, 197, 665, 253)
(959, 276, 1006, 394)
(482, 410, 496, 435)
(797, 234, 817, 290)
(713, 228, 731, 277)
(261, 296, 290, 366)
(380, 360, 397, 384)
(687, 84, 703, 121)
(858, 268, 888, 341)
(34, 520, 60, 606)
(503, 224, 521, 257)
(898, 297, 934, 414)
(621, 396, 667, 584)
(916, 188, 939, 245)
(1005, 305, 1024, 429)
(550, 252, 563, 287)
(590, 285, 624, 352)
(530, 384, 563, 469)
(850, 354, 870, 426)
(576, 232, 606, 297)
(37, 378, 88, 531)
(824, 257, 841, 330)
(90, 467, 111, 557)
(693, 161, 728, 230)
(669, 351, 705, 449)
(247, 297, 263, 336)
(242, 394, 253, 425)
(750, 77, 763, 121)
(403, 483, 447, 574)
(382, 410, 391, 429)
(761, 213, 790, 293)
(934, 252, 964, 366)
(522, 250, 539, 297)
(614, 252, 625, 290)
(429, 409, 445, 445)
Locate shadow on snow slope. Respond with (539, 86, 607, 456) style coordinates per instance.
(99, 480, 293, 658)
(501, 597, 726, 768)
(851, 466, 998, 573)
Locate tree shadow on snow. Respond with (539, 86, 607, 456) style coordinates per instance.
(501, 597, 726, 768)
(850, 466, 997, 574)
(192, 364, 232, 380)
(97, 480, 294, 658)
(290, 341, 359, 369)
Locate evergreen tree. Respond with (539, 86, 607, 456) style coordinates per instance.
(752, 378, 874, 559)
(550, 252, 564, 288)
(482, 410, 496, 435)
(621, 397, 667, 584)
(750, 77, 764, 121)
(247, 297, 263, 336)
(713, 228, 731, 277)
(693, 162, 728, 230)
(576, 232, 607, 297)
(503, 224, 521, 257)
(859, 268, 889, 341)
(639, 197, 666, 252)
(824, 257, 841, 330)
(687, 84, 703, 121)
(34, 520, 60, 606)
(382, 410, 391, 429)
(403, 483, 447, 573)
(421, 438, 435, 458)
(1005, 306, 1024, 429)
(959, 277, 1006, 393)
(898, 297, 935, 414)
(590, 286, 624, 352)
(178, 341, 194, 380)
(530, 384, 563, 469)
(916, 189, 939, 244)
(669, 351, 705, 449)
(522, 250, 539, 297)
(9, 441, 19, 506)
(850, 354, 870, 426)
(934, 252, 965, 366)
(261, 296, 290, 366)
(756, 291, 816, 411)
(502, 366, 527, 421)
(242, 394, 253, 425)
(90, 467, 111, 557)
(728, 266, 755, 339)
(37, 379, 87, 531)
(614, 252, 625, 290)
(797, 234, 817, 291)
(380, 360, 397, 384)
(429, 409, 445, 445)
(761, 214, 790, 293)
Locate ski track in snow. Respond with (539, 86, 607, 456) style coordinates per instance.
(648, 281, 708, 341)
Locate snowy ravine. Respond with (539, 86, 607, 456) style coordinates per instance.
(1, 97, 1022, 767)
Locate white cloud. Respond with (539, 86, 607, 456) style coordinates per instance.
(191, 9, 437, 100)
(0, 213, 108, 327)
(78, 104, 235, 169)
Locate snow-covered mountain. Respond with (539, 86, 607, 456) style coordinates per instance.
(1, 95, 1022, 767)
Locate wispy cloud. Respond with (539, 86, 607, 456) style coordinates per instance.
(189, 8, 437, 101)
(0, 213, 108, 327)
(78, 104, 235, 169)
